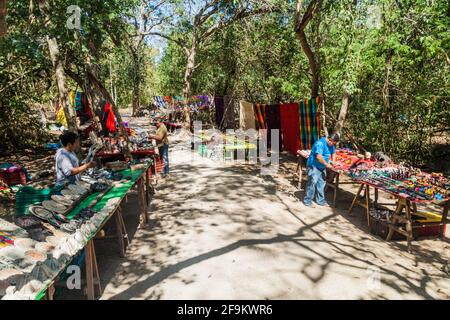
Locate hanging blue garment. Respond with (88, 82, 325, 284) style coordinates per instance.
(75, 92, 83, 112)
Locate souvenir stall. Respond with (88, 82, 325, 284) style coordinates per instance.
(296, 147, 450, 250)
(296, 148, 376, 207)
(348, 167, 450, 251)
(0, 127, 158, 300)
(0, 161, 152, 300)
(192, 131, 257, 161)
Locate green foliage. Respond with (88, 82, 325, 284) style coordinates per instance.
(0, 0, 448, 172)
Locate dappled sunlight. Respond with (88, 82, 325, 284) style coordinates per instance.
(93, 146, 450, 300)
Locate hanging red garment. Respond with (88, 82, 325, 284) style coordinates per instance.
(82, 94, 93, 119)
(104, 101, 116, 133)
(280, 103, 300, 155)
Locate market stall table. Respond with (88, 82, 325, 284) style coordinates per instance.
(0, 164, 152, 300)
(348, 172, 450, 252)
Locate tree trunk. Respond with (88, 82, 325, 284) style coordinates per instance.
(295, 29, 319, 98)
(86, 68, 132, 157)
(382, 53, 392, 152)
(0, 0, 6, 37)
(335, 92, 350, 134)
(131, 51, 141, 117)
(295, 0, 322, 99)
(39, 0, 78, 133)
(182, 44, 197, 129)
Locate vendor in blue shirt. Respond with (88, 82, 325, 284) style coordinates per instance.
(303, 132, 340, 207)
(55, 131, 96, 187)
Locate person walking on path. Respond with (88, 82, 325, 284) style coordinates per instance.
(150, 118, 170, 177)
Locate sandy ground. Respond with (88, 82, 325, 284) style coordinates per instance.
(90, 131, 450, 300)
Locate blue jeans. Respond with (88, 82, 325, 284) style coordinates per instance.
(159, 144, 169, 175)
(304, 166, 326, 206)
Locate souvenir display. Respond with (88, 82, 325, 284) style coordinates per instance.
(53, 213, 69, 223)
(0, 157, 151, 300)
(91, 182, 110, 192)
(68, 184, 88, 195)
(51, 195, 72, 207)
(14, 215, 42, 230)
(28, 205, 53, 221)
(0, 231, 14, 249)
(42, 200, 67, 214)
(34, 242, 55, 254)
(13, 238, 37, 250)
(60, 189, 79, 198)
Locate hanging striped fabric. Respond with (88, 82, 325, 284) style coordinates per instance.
(299, 97, 321, 150)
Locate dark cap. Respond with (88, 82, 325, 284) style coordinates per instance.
(328, 132, 340, 142)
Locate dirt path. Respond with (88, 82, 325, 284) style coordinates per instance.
(97, 135, 450, 300)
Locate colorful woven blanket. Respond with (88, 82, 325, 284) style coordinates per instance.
(299, 98, 321, 150)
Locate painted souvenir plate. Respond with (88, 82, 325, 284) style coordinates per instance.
(51, 195, 72, 207)
(0, 268, 23, 285)
(53, 213, 69, 223)
(34, 242, 56, 254)
(24, 249, 47, 262)
(45, 236, 62, 246)
(47, 217, 63, 228)
(68, 184, 88, 195)
(13, 238, 38, 250)
(75, 180, 91, 188)
(42, 200, 67, 214)
(60, 223, 77, 233)
(29, 205, 53, 221)
(60, 189, 79, 199)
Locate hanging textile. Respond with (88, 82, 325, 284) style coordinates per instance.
(254, 103, 267, 130)
(81, 93, 93, 119)
(299, 97, 321, 150)
(69, 90, 76, 109)
(75, 91, 83, 112)
(280, 103, 300, 155)
(163, 96, 172, 104)
(266, 104, 282, 150)
(214, 96, 225, 128)
(239, 101, 256, 131)
(103, 101, 116, 133)
(55, 101, 68, 128)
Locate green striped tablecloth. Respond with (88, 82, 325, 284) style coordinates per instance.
(34, 167, 147, 300)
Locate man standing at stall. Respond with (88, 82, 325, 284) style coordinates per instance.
(303, 132, 340, 207)
(55, 131, 96, 187)
(149, 118, 170, 177)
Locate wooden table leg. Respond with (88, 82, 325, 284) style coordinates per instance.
(115, 207, 126, 258)
(349, 184, 364, 215)
(46, 284, 55, 300)
(365, 185, 371, 227)
(145, 167, 150, 206)
(333, 173, 339, 208)
(85, 241, 95, 300)
(374, 188, 379, 208)
(118, 207, 130, 247)
(137, 178, 148, 227)
(92, 243, 102, 297)
(405, 200, 413, 252)
(387, 199, 404, 241)
(296, 157, 303, 190)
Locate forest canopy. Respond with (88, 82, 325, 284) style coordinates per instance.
(0, 0, 449, 172)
